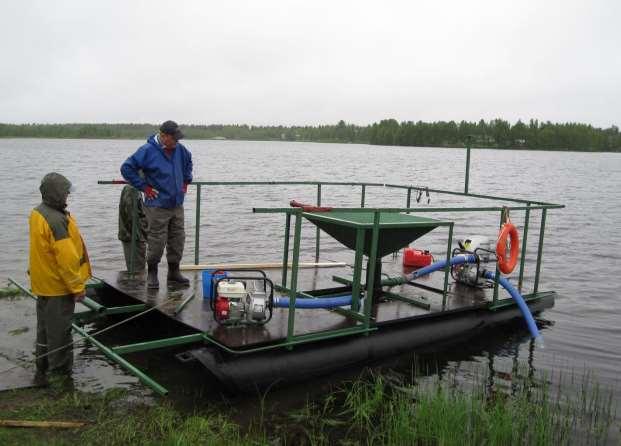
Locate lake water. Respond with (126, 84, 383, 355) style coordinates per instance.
(1, 138, 620, 419)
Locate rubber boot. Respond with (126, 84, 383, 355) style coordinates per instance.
(167, 263, 190, 286)
(147, 263, 159, 289)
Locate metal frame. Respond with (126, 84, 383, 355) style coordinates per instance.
(99, 178, 562, 296)
(88, 145, 564, 395)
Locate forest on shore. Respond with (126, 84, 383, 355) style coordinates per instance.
(1, 118, 619, 152)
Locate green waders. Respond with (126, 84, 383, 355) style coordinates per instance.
(36, 295, 75, 374)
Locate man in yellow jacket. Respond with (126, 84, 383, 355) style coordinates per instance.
(29, 173, 91, 378)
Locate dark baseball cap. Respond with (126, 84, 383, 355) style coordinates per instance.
(160, 120, 184, 140)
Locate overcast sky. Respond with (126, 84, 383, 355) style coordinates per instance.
(1, 0, 619, 127)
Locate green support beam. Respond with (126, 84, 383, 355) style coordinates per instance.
(281, 213, 291, 288)
(99, 179, 563, 208)
(72, 323, 168, 396)
(518, 202, 531, 292)
(194, 184, 202, 265)
(315, 183, 321, 262)
(202, 325, 377, 356)
(534, 209, 547, 294)
(363, 212, 381, 331)
(360, 184, 366, 208)
(331, 307, 370, 322)
(464, 139, 471, 194)
(488, 290, 556, 310)
(406, 188, 412, 213)
(104, 304, 147, 315)
(442, 223, 454, 310)
(351, 228, 365, 312)
(112, 333, 205, 355)
(286, 211, 303, 346)
(382, 291, 431, 311)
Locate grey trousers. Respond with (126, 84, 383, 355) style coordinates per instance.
(122, 240, 146, 271)
(144, 206, 185, 265)
(36, 295, 75, 373)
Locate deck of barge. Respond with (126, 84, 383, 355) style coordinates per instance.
(94, 255, 506, 350)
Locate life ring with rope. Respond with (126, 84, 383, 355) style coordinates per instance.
(496, 221, 519, 274)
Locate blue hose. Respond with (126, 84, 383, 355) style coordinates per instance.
(405, 254, 541, 343)
(273, 254, 543, 344)
(274, 295, 353, 309)
(482, 270, 542, 345)
(406, 254, 477, 280)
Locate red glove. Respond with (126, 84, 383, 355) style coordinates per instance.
(182, 182, 188, 194)
(144, 185, 159, 200)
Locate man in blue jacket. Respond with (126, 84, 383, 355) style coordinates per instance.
(121, 120, 193, 289)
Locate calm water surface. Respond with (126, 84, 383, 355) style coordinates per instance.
(1, 139, 620, 418)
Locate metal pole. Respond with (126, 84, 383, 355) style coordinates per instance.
(465, 138, 472, 194)
(10, 278, 105, 315)
(351, 228, 365, 312)
(406, 188, 412, 214)
(360, 185, 366, 208)
(194, 184, 202, 265)
(492, 211, 503, 304)
(533, 209, 547, 294)
(518, 202, 531, 292)
(286, 211, 302, 346)
(80, 296, 106, 314)
(315, 183, 321, 262)
(112, 333, 204, 355)
(282, 213, 291, 288)
(72, 324, 168, 396)
(442, 223, 454, 310)
(363, 211, 381, 331)
(173, 293, 195, 315)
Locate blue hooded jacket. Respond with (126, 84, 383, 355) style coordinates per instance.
(120, 135, 193, 209)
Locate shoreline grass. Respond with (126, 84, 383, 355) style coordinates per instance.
(0, 366, 618, 445)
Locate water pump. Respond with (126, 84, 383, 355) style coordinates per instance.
(451, 235, 495, 287)
(211, 271, 274, 325)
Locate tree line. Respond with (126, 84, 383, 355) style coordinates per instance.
(0, 119, 619, 152)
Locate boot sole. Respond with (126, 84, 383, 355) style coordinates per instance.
(167, 280, 190, 286)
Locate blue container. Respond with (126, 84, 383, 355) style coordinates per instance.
(202, 269, 228, 299)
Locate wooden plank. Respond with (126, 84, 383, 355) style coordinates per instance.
(0, 420, 86, 428)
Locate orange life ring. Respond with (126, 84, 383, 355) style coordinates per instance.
(496, 223, 519, 274)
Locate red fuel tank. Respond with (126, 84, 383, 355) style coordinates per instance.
(403, 248, 433, 267)
(215, 297, 230, 321)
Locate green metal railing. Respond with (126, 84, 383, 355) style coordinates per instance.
(99, 183, 561, 332)
(98, 178, 563, 329)
(97, 144, 564, 355)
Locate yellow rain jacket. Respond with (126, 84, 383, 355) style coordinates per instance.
(29, 173, 91, 296)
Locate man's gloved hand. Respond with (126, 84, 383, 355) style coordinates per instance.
(144, 185, 159, 200)
(182, 182, 188, 194)
(73, 290, 86, 302)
